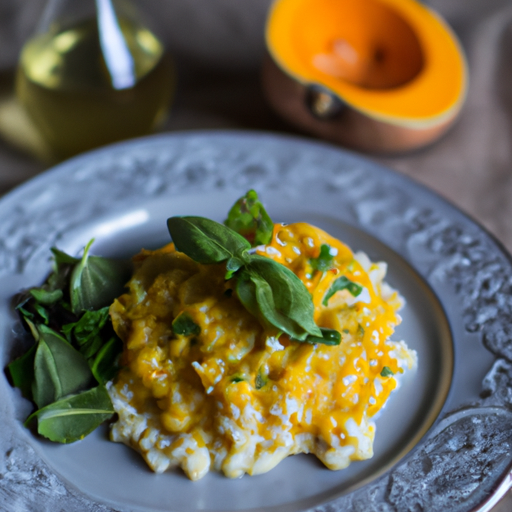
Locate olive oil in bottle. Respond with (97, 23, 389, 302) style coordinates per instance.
(16, 0, 174, 161)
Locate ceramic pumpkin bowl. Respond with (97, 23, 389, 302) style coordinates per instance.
(262, 0, 468, 153)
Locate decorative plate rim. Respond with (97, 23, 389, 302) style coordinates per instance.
(1, 129, 511, 512)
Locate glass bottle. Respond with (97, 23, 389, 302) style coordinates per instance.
(16, 0, 174, 161)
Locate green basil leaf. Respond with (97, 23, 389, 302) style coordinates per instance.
(255, 366, 268, 389)
(224, 190, 274, 246)
(22, 316, 40, 340)
(70, 240, 131, 314)
(81, 335, 103, 361)
(246, 256, 321, 338)
(17, 305, 34, 319)
(237, 268, 319, 340)
(62, 307, 110, 357)
(167, 216, 251, 264)
(7, 343, 37, 400)
(322, 275, 363, 306)
(310, 244, 334, 272)
(30, 288, 63, 306)
(27, 385, 114, 443)
(303, 327, 341, 346)
(48, 247, 79, 292)
(380, 366, 394, 377)
(225, 256, 245, 280)
(172, 312, 201, 336)
(235, 272, 260, 319)
(90, 336, 123, 384)
(33, 303, 50, 324)
(62, 307, 122, 382)
(226, 256, 244, 273)
(32, 324, 93, 409)
(51, 247, 80, 266)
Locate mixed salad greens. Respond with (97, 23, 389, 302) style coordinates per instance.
(7, 240, 131, 442)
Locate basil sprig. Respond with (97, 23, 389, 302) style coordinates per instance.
(7, 241, 130, 443)
(224, 189, 274, 246)
(168, 216, 339, 344)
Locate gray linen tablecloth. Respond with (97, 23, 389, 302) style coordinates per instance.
(0, 0, 511, 510)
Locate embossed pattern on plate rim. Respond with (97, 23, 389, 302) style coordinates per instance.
(0, 130, 511, 512)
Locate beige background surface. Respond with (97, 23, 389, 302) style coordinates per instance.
(0, 0, 511, 510)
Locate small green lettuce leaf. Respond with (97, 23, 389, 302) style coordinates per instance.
(51, 248, 80, 266)
(32, 324, 93, 409)
(29, 288, 63, 306)
(7, 343, 37, 400)
(26, 386, 114, 443)
(62, 307, 110, 358)
(70, 240, 131, 314)
(90, 336, 123, 384)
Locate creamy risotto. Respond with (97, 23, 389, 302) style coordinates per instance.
(107, 221, 416, 480)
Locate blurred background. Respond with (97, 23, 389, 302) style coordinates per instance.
(0, 0, 509, 255)
(0, 0, 511, 510)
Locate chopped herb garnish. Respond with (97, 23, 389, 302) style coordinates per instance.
(380, 366, 394, 377)
(310, 244, 334, 272)
(255, 367, 268, 389)
(322, 276, 363, 306)
(172, 312, 201, 336)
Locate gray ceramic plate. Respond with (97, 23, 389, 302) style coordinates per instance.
(1, 131, 512, 512)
